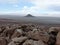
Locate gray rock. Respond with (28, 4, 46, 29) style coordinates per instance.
(12, 37, 28, 43)
(56, 32, 60, 45)
(27, 30, 49, 43)
(23, 40, 46, 45)
(23, 40, 34, 45)
(0, 37, 7, 45)
(8, 41, 16, 45)
(11, 29, 23, 38)
(49, 27, 59, 33)
(34, 40, 46, 45)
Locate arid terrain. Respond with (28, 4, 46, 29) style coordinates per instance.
(0, 15, 60, 45)
(0, 0, 60, 45)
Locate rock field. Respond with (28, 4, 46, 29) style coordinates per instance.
(0, 24, 60, 45)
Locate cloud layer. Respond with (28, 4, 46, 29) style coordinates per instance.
(0, 0, 60, 16)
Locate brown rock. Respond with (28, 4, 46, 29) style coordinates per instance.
(0, 28, 2, 33)
(0, 37, 7, 45)
(27, 30, 40, 40)
(21, 25, 34, 32)
(1, 27, 16, 38)
(56, 32, 60, 45)
(11, 29, 23, 38)
(23, 40, 46, 45)
(47, 27, 59, 45)
(1, 26, 6, 31)
(8, 41, 16, 45)
(27, 29, 49, 43)
(23, 40, 34, 45)
(34, 40, 46, 45)
(49, 27, 60, 33)
(12, 37, 28, 44)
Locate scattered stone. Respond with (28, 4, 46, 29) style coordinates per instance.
(23, 39, 34, 45)
(27, 31, 40, 40)
(56, 32, 60, 45)
(1, 27, 16, 38)
(11, 29, 23, 38)
(48, 27, 58, 45)
(12, 37, 28, 44)
(34, 40, 46, 45)
(23, 39, 46, 45)
(0, 24, 60, 45)
(8, 41, 16, 45)
(0, 37, 7, 45)
(27, 29, 49, 43)
(0, 28, 2, 33)
(49, 27, 60, 33)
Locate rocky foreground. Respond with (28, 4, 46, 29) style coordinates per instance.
(0, 24, 60, 45)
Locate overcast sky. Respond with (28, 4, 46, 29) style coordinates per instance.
(0, 0, 60, 16)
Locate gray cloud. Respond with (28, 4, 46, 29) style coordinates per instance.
(48, 5, 60, 11)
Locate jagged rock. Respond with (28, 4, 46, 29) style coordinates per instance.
(23, 40, 34, 45)
(8, 41, 16, 45)
(0, 37, 7, 45)
(0, 26, 6, 34)
(23, 40, 46, 45)
(0, 28, 2, 33)
(48, 34, 56, 45)
(6, 26, 10, 29)
(48, 27, 58, 45)
(1, 26, 6, 31)
(34, 40, 46, 45)
(1, 27, 16, 38)
(21, 25, 27, 32)
(11, 29, 23, 38)
(17, 26, 21, 29)
(27, 30, 40, 40)
(33, 28, 38, 31)
(40, 32, 49, 43)
(5, 37, 12, 43)
(21, 25, 33, 32)
(56, 32, 60, 45)
(8, 37, 28, 45)
(12, 37, 28, 44)
(49, 27, 60, 33)
(27, 29, 49, 43)
(1, 24, 60, 45)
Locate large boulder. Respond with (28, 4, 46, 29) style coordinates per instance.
(1, 27, 16, 38)
(27, 29, 49, 43)
(33, 40, 46, 45)
(0, 37, 7, 45)
(56, 32, 60, 45)
(47, 27, 59, 45)
(8, 41, 16, 45)
(8, 37, 28, 45)
(0, 28, 2, 33)
(12, 37, 28, 44)
(49, 27, 60, 33)
(23, 39, 46, 45)
(21, 25, 33, 32)
(23, 40, 34, 45)
(11, 29, 23, 39)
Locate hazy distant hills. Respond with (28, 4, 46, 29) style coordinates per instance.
(0, 15, 60, 24)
